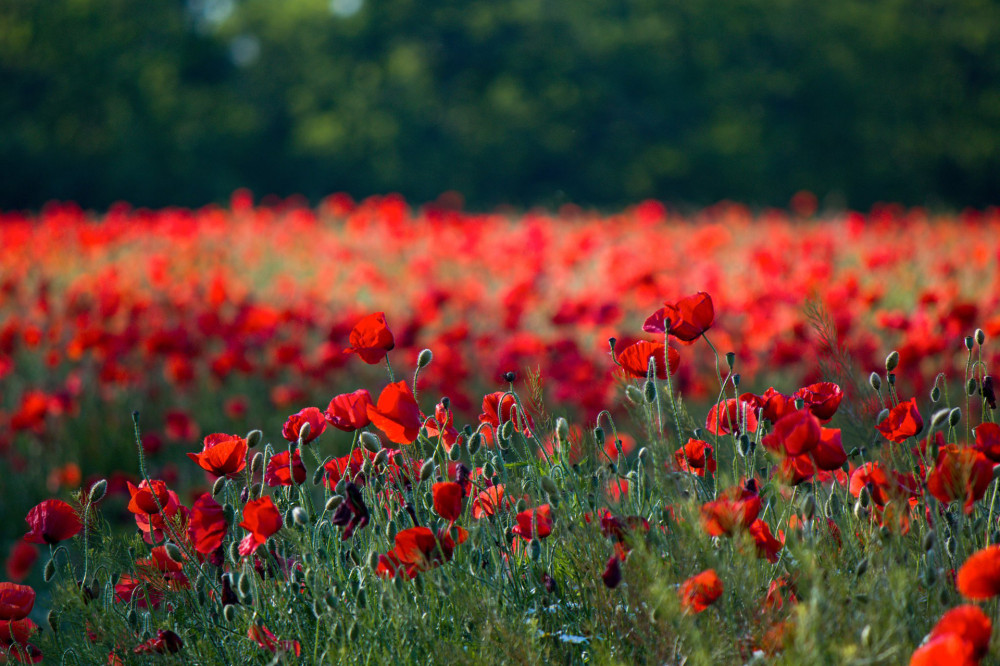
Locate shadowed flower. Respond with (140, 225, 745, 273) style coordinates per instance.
(265, 449, 307, 487)
(602, 554, 623, 589)
(673, 439, 716, 477)
(367, 381, 423, 445)
(701, 482, 761, 537)
(679, 569, 723, 613)
(511, 504, 553, 540)
(133, 629, 183, 655)
(187, 433, 247, 478)
(472, 485, 511, 519)
(0, 583, 34, 620)
(926, 445, 993, 513)
(238, 497, 282, 556)
(23, 499, 81, 545)
(4, 542, 38, 582)
(248, 624, 301, 658)
(705, 398, 759, 436)
(187, 493, 227, 555)
(432, 482, 464, 522)
(375, 526, 469, 579)
(343, 312, 394, 365)
(974, 423, 1000, 462)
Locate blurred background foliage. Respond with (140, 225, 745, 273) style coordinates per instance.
(2, 0, 999, 211)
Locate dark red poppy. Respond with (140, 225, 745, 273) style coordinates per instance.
(367, 381, 423, 445)
(705, 398, 759, 436)
(0, 617, 38, 646)
(4, 542, 38, 583)
(187, 493, 227, 555)
(748, 519, 782, 563)
(957, 546, 1000, 600)
(248, 625, 301, 657)
(511, 504, 553, 540)
(616, 340, 680, 379)
(974, 423, 1000, 462)
(324, 449, 370, 489)
(472, 485, 511, 519)
(876, 398, 924, 443)
(323, 389, 373, 431)
(281, 407, 326, 444)
(928, 604, 992, 661)
(644, 292, 715, 342)
(432, 482, 464, 522)
(187, 433, 247, 478)
(264, 449, 307, 487)
(793, 382, 843, 422)
(0, 583, 34, 620)
(678, 569, 723, 613)
(23, 499, 81, 545)
(602, 554, 623, 589)
(700, 484, 761, 537)
(479, 392, 534, 436)
(126, 480, 171, 515)
(343, 312, 395, 364)
(133, 629, 183, 655)
(757, 388, 795, 424)
(762, 409, 821, 457)
(375, 526, 469, 579)
(238, 496, 283, 556)
(927, 445, 993, 514)
(812, 428, 848, 470)
(673, 439, 716, 477)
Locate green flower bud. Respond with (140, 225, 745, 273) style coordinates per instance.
(361, 432, 382, 453)
(869, 372, 881, 391)
(417, 348, 434, 369)
(88, 479, 108, 504)
(246, 429, 263, 448)
(885, 351, 899, 372)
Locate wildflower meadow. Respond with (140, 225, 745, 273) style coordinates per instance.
(2, 195, 1000, 664)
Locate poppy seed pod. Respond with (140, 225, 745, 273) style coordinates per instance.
(725, 351, 736, 369)
(732, 374, 741, 388)
(608, 337, 617, 354)
(325, 495, 344, 512)
(949, 407, 962, 427)
(885, 351, 899, 372)
(361, 432, 382, 453)
(246, 429, 263, 448)
(965, 336, 975, 351)
(869, 373, 882, 391)
(976, 328, 986, 346)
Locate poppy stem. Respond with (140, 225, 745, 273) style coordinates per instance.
(385, 355, 395, 382)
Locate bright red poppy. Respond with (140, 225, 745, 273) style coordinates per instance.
(264, 449, 307, 487)
(23, 499, 81, 545)
(909, 633, 978, 666)
(876, 398, 924, 443)
(0, 583, 34, 620)
(343, 312, 395, 364)
(187, 493, 227, 555)
(957, 546, 1000, 600)
(323, 389, 373, 431)
(0, 617, 39, 647)
(793, 382, 844, 421)
(281, 407, 326, 444)
(187, 433, 247, 478)
(644, 292, 716, 342)
(928, 605, 992, 661)
(748, 519, 782, 563)
(126, 480, 171, 515)
(511, 504, 553, 540)
(367, 381, 423, 445)
(678, 569, 723, 613)
(238, 496, 283, 556)
(762, 409, 821, 457)
(974, 423, 1000, 462)
(472, 485, 511, 519)
(700, 483, 761, 537)
(616, 340, 680, 379)
(376, 526, 469, 579)
(324, 449, 370, 489)
(927, 445, 993, 513)
(705, 398, 759, 436)
(479, 392, 534, 436)
(432, 482, 464, 522)
(673, 439, 716, 477)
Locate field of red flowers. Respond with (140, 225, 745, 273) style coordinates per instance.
(2, 194, 1000, 663)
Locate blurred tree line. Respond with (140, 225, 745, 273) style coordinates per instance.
(2, 0, 999, 211)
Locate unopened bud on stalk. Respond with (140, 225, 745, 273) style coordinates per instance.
(608, 337, 617, 355)
(417, 348, 434, 369)
(540, 476, 559, 496)
(467, 433, 482, 456)
(515, 498, 528, 513)
(361, 432, 382, 453)
(869, 373, 882, 391)
(861, 625, 873, 649)
(212, 477, 227, 496)
(367, 550, 380, 572)
(43, 558, 56, 582)
(529, 538, 542, 561)
(949, 407, 962, 427)
(946, 536, 958, 558)
(638, 447, 651, 466)
(325, 495, 344, 512)
(373, 449, 389, 467)
(859, 486, 871, 508)
(854, 500, 867, 520)
(312, 466, 326, 486)
(46, 610, 57, 634)
(250, 452, 264, 476)
(885, 351, 899, 372)
(298, 421, 311, 443)
(965, 336, 975, 351)
(249, 482, 262, 500)
(223, 604, 238, 623)
(449, 443, 461, 461)
(164, 542, 184, 563)
(976, 329, 986, 346)
(794, 398, 805, 410)
(643, 380, 657, 404)
(738, 434, 752, 457)
(555, 417, 570, 444)
(228, 542, 240, 563)
(237, 572, 251, 599)
(855, 558, 869, 578)
(88, 479, 107, 504)
(593, 427, 606, 448)
(419, 459, 435, 481)
(500, 420, 515, 441)
(931, 409, 951, 428)
(246, 430, 263, 448)
(887, 373, 896, 386)
(483, 462, 495, 478)
(922, 567, 937, 587)
(923, 530, 936, 552)
(625, 385, 644, 404)
(292, 506, 308, 526)
(967, 378, 978, 396)
(930, 385, 941, 403)
(876, 408, 890, 425)
(725, 352, 736, 369)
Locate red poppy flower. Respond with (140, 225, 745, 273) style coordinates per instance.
(343, 312, 395, 365)
(957, 546, 1000, 600)
(602, 554, 623, 589)
(705, 398, 759, 436)
(849, 462, 919, 508)
(616, 340, 680, 380)
(133, 629, 183, 655)
(0, 617, 39, 646)
(424, 402, 463, 451)
(793, 382, 844, 422)
(238, 496, 283, 556)
(812, 428, 848, 471)
(248, 625, 301, 657)
(479, 392, 534, 436)
(367, 381, 423, 445)
(5, 542, 38, 582)
(748, 519, 782, 563)
(678, 569, 723, 613)
(472, 485, 511, 519)
(323, 389, 373, 431)
(974, 423, 1000, 462)
(673, 439, 716, 477)
(700, 483, 761, 537)
(927, 445, 993, 513)
(375, 526, 469, 579)
(511, 504, 553, 540)
(759, 388, 796, 424)
(876, 398, 924, 443)
(187, 493, 227, 555)
(0, 583, 34, 620)
(281, 407, 326, 444)
(909, 633, 978, 666)
(126, 480, 171, 515)
(762, 409, 821, 457)
(265, 449, 307, 487)
(23, 499, 81, 545)
(324, 449, 370, 489)
(432, 482, 464, 522)
(644, 292, 715, 342)
(187, 433, 247, 478)
(928, 604, 991, 661)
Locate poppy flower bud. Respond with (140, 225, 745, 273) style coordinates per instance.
(246, 430, 263, 448)
(885, 351, 899, 372)
(529, 538, 542, 561)
(625, 385, 644, 404)
(420, 459, 435, 481)
(366, 550, 380, 573)
(292, 506, 308, 526)
(515, 498, 528, 513)
(725, 352, 736, 369)
(449, 443, 462, 461)
(930, 408, 949, 429)
(483, 462, 495, 478)
(312, 465, 326, 486)
(501, 420, 515, 441)
(44, 557, 56, 582)
(126, 609, 138, 627)
(467, 433, 482, 456)
(164, 542, 184, 563)
(930, 386, 941, 403)
(47, 609, 58, 634)
(503, 371, 516, 383)
(84, 478, 107, 504)
(555, 417, 569, 442)
(373, 450, 389, 467)
(360, 432, 382, 454)
(325, 495, 344, 512)
(967, 378, 978, 396)
(638, 447, 651, 466)
(853, 500, 867, 520)
(945, 535, 958, 557)
(948, 407, 961, 427)
(858, 485, 871, 508)
(228, 541, 240, 563)
(237, 572, 251, 599)
(416, 348, 434, 369)
(921, 529, 935, 551)
(541, 476, 559, 496)
(855, 557, 868, 578)
(297, 421, 311, 444)
(594, 426, 605, 447)
(876, 408, 890, 425)
(869, 373, 881, 391)
(976, 329, 986, 346)
(643, 380, 657, 404)
(223, 604, 238, 623)
(887, 373, 896, 386)
(250, 452, 264, 476)
(965, 336, 975, 351)
(737, 433, 752, 457)
(249, 482, 262, 500)
(922, 567, 937, 587)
